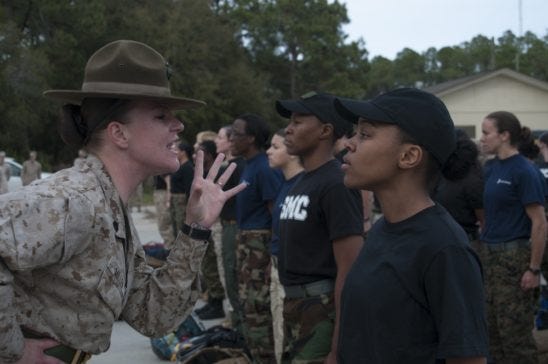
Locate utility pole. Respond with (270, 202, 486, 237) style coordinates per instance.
(516, 0, 523, 72)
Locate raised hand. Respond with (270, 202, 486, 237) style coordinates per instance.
(185, 150, 246, 229)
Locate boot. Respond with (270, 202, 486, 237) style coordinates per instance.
(197, 298, 225, 320)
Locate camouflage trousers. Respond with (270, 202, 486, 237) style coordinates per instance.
(222, 220, 242, 330)
(281, 292, 334, 364)
(169, 193, 187, 234)
(236, 229, 275, 363)
(270, 256, 285, 364)
(170, 193, 187, 249)
(153, 190, 175, 246)
(480, 240, 539, 364)
(203, 229, 226, 301)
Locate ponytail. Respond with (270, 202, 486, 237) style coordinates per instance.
(518, 126, 539, 160)
(441, 130, 480, 181)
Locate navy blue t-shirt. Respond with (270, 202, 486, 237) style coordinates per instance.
(236, 152, 283, 230)
(338, 204, 488, 363)
(481, 154, 545, 243)
(270, 172, 304, 257)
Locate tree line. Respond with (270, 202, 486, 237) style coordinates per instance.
(1, 0, 547, 170)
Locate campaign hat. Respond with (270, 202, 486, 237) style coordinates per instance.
(44, 40, 205, 109)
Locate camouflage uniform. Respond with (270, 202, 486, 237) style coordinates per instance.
(170, 192, 188, 248)
(153, 187, 175, 245)
(0, 162, 10, 194)
(212, 220, 226, 289)
(0, 168, 6, 195)
(236, 229, 275, 363)
(281, 293, 334, 364)
(221, 219, 242, 329)
(0, 154, 207, 362)
(202, 231, 226, 303)
(270, 256, 285, 364)
(21, 159, 41, 186)
(480, 241, 539, 364)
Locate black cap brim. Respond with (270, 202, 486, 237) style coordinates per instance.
(335, 97, 395, 125)
(275, 100, 311, 118)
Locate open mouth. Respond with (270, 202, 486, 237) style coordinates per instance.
(168, 138, 180, 150)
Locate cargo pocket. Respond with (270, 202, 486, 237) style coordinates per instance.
(96, 257, 124, 318)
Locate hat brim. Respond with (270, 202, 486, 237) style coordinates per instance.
(334, 97, 395, 125)
(275, 100, 311, 118)
(43, 90, 206, 109)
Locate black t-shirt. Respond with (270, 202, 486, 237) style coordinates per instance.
(278, 159, 363, 286)
(220, 157, 245, 221)
(338, 204, 488, 363)
(170, 160, 194, 195)
(154, 174, 168, 190)
(433, 166, 484, 236)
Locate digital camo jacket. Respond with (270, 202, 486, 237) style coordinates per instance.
(0, 154, 207, 362)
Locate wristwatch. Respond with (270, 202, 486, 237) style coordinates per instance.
(527, 267, 541, 275)
(181, 222, 211, 241)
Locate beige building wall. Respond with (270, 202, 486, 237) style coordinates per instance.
(436, 75, 548, 139)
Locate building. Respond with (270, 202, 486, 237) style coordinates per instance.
(424, 68, 548, 139)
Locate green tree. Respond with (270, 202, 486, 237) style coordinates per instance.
(2, 1, 548, 169)
(495, 30, 521, 71)
(520, 31, 548, 81)
(466, 35, 496, 73)
(0, 0, 273, 166)
(392, 48, 425, 88)
(220, 0, 370, 99)
(161, 0, 274, 138)
(435, 46, 472, 82)
(365, 56, 394, 97)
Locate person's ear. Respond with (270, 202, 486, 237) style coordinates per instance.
(106, 121, 130, 149)
(398, 144, 423, 170)
(500, 130, 511, 143)
(319, 123, 334, 140)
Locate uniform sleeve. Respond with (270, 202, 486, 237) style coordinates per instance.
(0, 258, 24, 362)
(0, 194, 95, 270)
(120, 232, 208, 337)
(0, 193, 96, 361)
(0, 195, 68, 362)
(424, 245, 489, 359)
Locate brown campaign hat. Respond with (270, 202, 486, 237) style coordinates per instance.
(44, 40, 205, 109)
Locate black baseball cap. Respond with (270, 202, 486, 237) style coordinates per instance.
(334, 88, 456, 166)
(276, 91, 353, 138)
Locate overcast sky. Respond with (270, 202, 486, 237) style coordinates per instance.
(342, 0, 548, 60)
